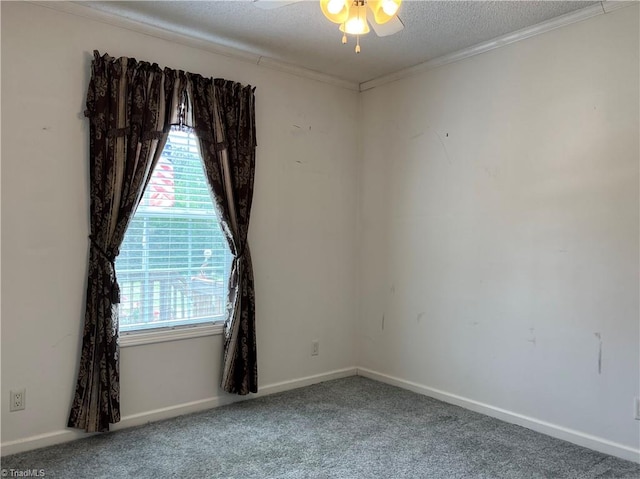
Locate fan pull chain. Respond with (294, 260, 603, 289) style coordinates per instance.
(356, 1, 362, 52)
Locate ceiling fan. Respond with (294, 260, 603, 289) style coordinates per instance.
(253, 0, 404, 53)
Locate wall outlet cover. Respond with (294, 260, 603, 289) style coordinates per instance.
(10, 388, 26, 412)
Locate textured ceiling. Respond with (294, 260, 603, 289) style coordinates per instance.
(78, 1, 601, 84)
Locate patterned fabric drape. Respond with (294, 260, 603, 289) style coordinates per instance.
(68, 51, 185, 432)
(70, 51, 258, 432)
(188, 75, 258, 395)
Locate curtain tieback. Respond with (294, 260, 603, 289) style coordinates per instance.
(89, 235, 120, 304)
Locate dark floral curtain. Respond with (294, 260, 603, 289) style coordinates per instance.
(68, 51, 185, 432)
(188, 75, 258, 394)
(71, 51, 258, 432)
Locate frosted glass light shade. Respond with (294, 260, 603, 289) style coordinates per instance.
(367, 0, 402, 25)
(339, 4, 370, 35)
(320, 0, 349, 24)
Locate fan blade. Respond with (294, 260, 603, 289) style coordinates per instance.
(366, 9, 404, 37)
(252, 0, 303, 9)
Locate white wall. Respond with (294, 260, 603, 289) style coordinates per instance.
(358, 4, 639, 454)
(1, 2, 358, 448)
(2, 0, 639, 461)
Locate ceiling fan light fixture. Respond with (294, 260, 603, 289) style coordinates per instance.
(320, 0, 349, 24)
(327, 0, 346, 14)
(339, 3, 370, 35)
(319, 0, 403, 53)
(382, 0, 400, 16)
(368, 0, 402, 25)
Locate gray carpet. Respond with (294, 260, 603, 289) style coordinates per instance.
(2, 377, 639, 478)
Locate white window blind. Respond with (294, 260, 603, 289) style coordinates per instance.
(116, 129, 232, 332)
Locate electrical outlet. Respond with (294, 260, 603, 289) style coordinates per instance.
(311, 340, 319, 356)
(634, 397, 640, 420)
(10, 388, 25, 412)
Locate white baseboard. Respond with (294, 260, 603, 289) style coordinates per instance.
(254, 367, 357, 398)
(4, 366, 637, 464)
(0, 367, 357, 457)
(1, 430, 89, 458)
(356, 368, 640, 464)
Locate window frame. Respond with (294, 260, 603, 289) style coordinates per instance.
(119, 321, 224, 347)
(116, 128, 231, 343)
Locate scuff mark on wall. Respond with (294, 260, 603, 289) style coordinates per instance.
(527, 328, 536, 347)
(382, 314, 385, 331)
(390, 284, 395, 295)
(482, 166, 499, 179)
(595, 332, 603, 374)
(433, 129, 452, 164)
(290, 123, 311, 137)
(417, 312, 425, 323)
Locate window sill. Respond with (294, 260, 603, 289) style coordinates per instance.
(120, 322, 224, 348)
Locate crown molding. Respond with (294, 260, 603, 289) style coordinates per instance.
(257, 56, 360, 91)
(601, 0, 638, 13)
(30, 1, 260, 63)
(359, 2, 619, 91)
(27, 1, 636, 94)
(27, 1, 361, 91)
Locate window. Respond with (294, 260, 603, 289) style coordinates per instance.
(116, 129, 232, 333)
